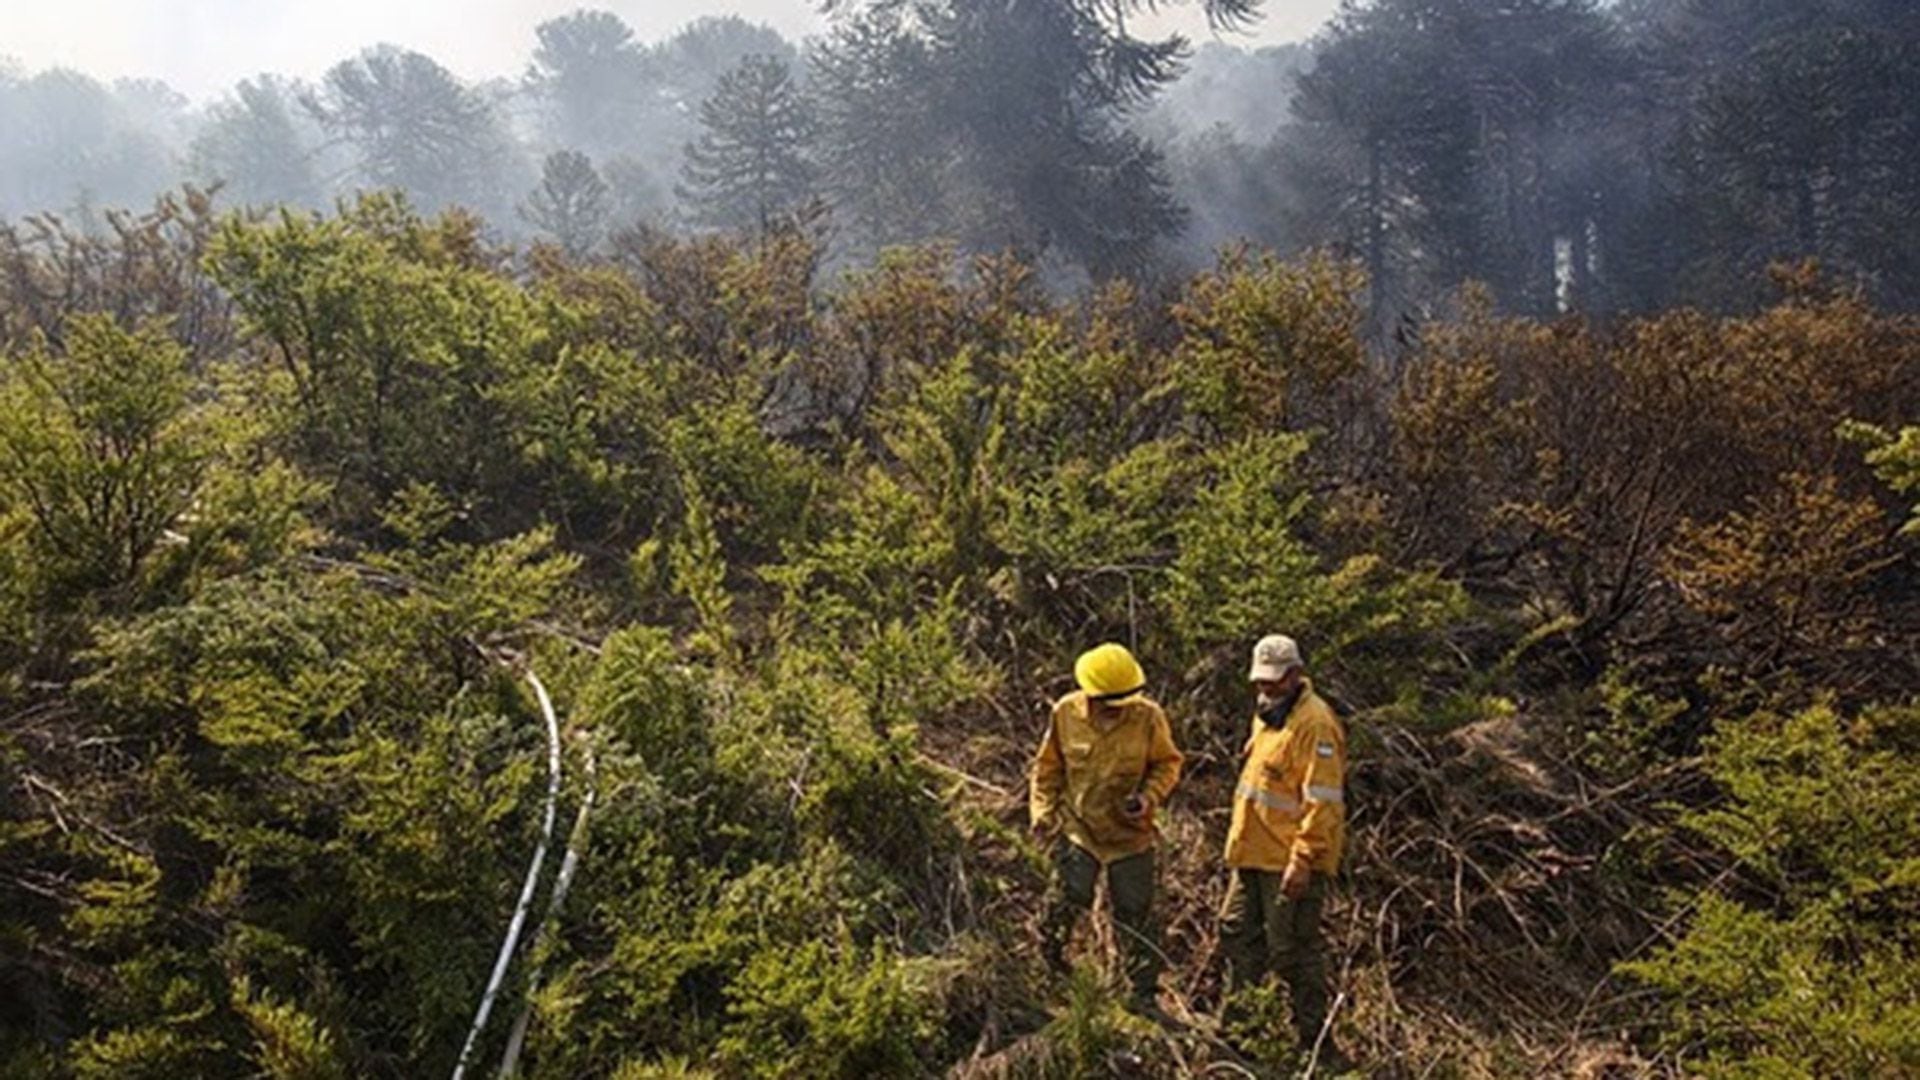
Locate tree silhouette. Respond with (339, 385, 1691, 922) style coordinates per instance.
(811, 11, 954, 253)
(305, 46, 525, 216)
(677, 54, 816, 232)
(527, 10, 650, 159)
(190, 76, 322, 208)
(522, 150, 612, 258)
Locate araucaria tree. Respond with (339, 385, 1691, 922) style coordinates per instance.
(526, 9, 652, 160)
(304, 45, 527, 219)
(809, 10, 953, 255)
(677, 53, 816, 232)
(819, 0, 1257, 278)
(521, 150, 612, 258)
(189, 75, 323, 209)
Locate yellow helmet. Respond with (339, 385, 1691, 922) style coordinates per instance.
(1074, 643, 1146, 703)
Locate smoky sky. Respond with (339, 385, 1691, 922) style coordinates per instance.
(0, 1, 1339, 101)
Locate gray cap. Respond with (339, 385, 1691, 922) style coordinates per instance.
(1249, 635, 1303, 682)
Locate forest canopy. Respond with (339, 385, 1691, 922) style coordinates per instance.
(1, 1, 1917, 317)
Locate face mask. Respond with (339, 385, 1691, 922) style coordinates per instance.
(1257, 683, 1302, 727)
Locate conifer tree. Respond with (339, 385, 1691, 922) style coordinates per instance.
(527, 9, 651, 159)
(305, 46, 526, 218)
(810, 12, 952, 253)
(677, 54, 816, 232)
(521, 149, 611, 258)
(189, 76, 323, 208)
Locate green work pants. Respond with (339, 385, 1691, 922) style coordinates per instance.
(1219, 868, 1331, 1046)
(1044, 842, 1160, 998)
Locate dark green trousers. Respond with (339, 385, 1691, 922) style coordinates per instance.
(1220, 868, 1331, 1045)
(1044, 842, 1160, 998)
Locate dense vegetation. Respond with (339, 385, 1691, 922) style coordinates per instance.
(2, 1, 1917, 1075)
(0, 186, 1913, 1077)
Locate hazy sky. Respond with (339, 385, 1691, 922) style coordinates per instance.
(0, 1, 1339, 102)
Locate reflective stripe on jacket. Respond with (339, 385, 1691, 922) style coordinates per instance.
(1223, 681, 1347, 874)
(1029, 691, 1183, 864)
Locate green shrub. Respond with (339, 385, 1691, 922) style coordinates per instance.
(0, 315, 210, 605)
(1624, 704, 1920, 1077)
(719, 939, 939, 1078)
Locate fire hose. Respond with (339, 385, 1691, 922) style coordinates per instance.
(451, 663, 597, 1080)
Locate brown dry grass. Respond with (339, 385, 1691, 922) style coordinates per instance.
(920, 699, 1696, 1078)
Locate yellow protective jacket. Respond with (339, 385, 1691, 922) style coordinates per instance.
(1029, 691, 1184, 864)
(1223, 681, 1347, 874)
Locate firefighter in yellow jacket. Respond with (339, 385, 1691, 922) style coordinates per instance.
(1030, 643, 1183, 1007)
(1220, 634, 1352, 1069)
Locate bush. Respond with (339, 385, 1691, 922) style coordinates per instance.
(1624, 704, 1920, 1076)
(719, 940, 939, 1078)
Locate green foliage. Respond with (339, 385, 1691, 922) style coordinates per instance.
(1034, 966, 1143, 1078)
(663, 395, 821, 560)
(208, 194, 547, 526)
(369, 483, 583, 642)
(1158, 434, 1319, 647)
(1172, 251, 1367, 437)
(230, 977, 348, 1080)
(577, 625, 718, 801)
(1580, 668, 1690, 779)
(0, 316, 207, 601)
(1624, 704, 1920, 1076)
(51, 530, 583, 1073)
(1850, 422, 1920, 534)
(609, 1059, 718, 1080)
(1158, 433, 1466, 705)
(669, 478, 737, 663)
(68, 1023, 211, 1080)
(529, 621, 959, 1075)
(62, 841, 162, 950)
(718, 939, 938, 1078)
(1, 193, 1912, 1079)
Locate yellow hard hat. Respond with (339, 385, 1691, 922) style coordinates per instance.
(1075, 643, 1146, 703)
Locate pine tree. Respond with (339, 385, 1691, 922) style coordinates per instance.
(825, 0, 1237, 278)
(521, 150, 611, 258)
(304, 46, 527, 218)
(810, 11, 954, 254)
(1282, 0, 1628, 325)
(189, 76, 322, 208)
(527, 10, 650, 159)
(0, 68, 175, 216)
(677, 54, 816, 232)
(1283, 1, 1472, 332)
(1676, 16, 1920, 307)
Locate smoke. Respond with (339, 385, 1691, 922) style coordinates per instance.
(0, 1, 826, 102)
(0, 2, 1335, 104)
(1141, 42, 1313, 269)
(0, 2, 1332, 264)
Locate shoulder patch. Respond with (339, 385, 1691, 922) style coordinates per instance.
(1315, 741, 1336, 758)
